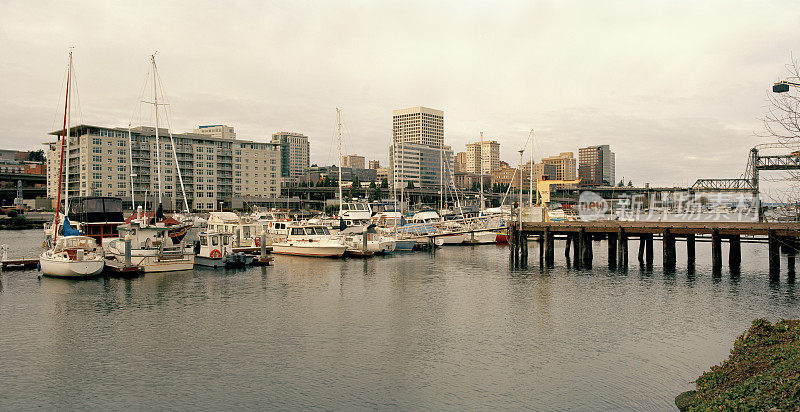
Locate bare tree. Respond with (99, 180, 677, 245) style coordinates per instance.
(762, 56, 800, 144)
(759, 56, 800, 218)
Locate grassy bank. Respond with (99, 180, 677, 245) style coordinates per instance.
(677, 318, 800, 411)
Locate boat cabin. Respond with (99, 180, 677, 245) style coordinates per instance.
(196, 231, 234, 258)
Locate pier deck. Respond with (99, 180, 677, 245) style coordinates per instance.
(509, 220, 800, 278)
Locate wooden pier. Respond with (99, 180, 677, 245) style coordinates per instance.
(1, 258, 39, 271)
(508, 221, 800, 278)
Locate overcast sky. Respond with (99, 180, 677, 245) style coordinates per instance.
(1, 0, 798, 190)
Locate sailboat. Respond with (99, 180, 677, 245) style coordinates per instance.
(39, 51, 105, 278)
(331, 108, 396, 255)
(103, 54, 194, 272)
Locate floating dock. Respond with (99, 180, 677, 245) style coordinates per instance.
(1, 258, 38, 270)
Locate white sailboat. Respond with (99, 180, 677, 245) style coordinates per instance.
(39, 50, 105, 278)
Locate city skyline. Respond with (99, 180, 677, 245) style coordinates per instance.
(1, 1, 799, 193)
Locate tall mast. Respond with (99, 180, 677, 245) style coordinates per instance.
(336, 108, 343, 209)
(400, 125, 404, 214)
(439, 137, 444, 211)
(529, 129, 534, 207)
(64, 52, 72, 216)
(52, 51, 71, 243)
(518, 149, 524, 223)
(151, 54, 163, 208)
(153, 61, 190, 213)
(127, 124, 135, 211)
(479, 132, 484, 213)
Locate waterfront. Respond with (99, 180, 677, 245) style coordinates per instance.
(1, 229, 798, 410)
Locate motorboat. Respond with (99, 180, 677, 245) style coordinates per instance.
(337, 225, 396, 256)
(40, 234, 105, 278)
(271, 223, 346, 257)
(194, 231, 254, 268)
(103, 216, 194, 273)
(207, 211, 268, 251)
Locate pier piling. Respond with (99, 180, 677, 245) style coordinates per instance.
(663, 229, 676, 272)
(617, 229, 627, 269)
(768, 230, 780, 279)
(545, 228, 554, 267)
(686, 234, 695, 267)
(645, 234, 654, 267)
(729, 235, 741, 270)
(712, 229, 722, 273)
(608, 233, 617, 269)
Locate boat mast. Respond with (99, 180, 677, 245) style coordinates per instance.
(64, 52, 72, 217)
(151, 54, 163, 209)
(151, 60, 190, 213)
(479, 131, 484, 213)
(529, 129, 534, 207)
(52, 51, 71, 243)
(336, 108, 343, 212)
(128, 124, 135, 211)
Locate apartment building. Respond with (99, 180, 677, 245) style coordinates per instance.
(465, 139, 500, 175)
(578, 145, 615, 186)
(46, 124, 281, 211)
(271, 131, 310, 187)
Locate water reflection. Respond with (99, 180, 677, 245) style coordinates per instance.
(2, 230, 800, 410)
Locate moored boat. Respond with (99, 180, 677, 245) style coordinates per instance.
(40, 235, 105, 278)
(194, 231, 254, 268)
(272, 223, 346, 257)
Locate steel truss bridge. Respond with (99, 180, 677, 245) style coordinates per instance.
(691, 144, 800, 192)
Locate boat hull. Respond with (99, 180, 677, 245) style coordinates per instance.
(463, 232, 497, 245)
(435, 233, 468, 246)
(39, 255, 104, 278)
(394, 240, 416, 251)
(272, 244, 346, 257)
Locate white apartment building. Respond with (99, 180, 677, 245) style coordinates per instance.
(465, 139, 500, 175)
(46, 124, 281, 211)
(271, 131, 309, 186)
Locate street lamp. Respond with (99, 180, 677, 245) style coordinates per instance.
(773, 80, 800, 93)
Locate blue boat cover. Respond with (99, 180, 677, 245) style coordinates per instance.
(61, 216, 81, 237)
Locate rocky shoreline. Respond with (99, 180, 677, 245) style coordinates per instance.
(676, 318, 800, 411)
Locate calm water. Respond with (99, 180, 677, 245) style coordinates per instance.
(1, 229, 798, 411)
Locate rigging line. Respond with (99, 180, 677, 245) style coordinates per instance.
(130, 67, 151, 126)
(73, 64, 84, 128)
(50, 59, 70, 133)
(154, 61, 189, 213)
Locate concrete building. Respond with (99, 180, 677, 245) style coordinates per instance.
(376, 167, 390, 183)
(341, 154, 365, 170)
(390, 106, 451, 190)
(304, 165, 377, 186)
(389, 142, 454, 189)
(194, 124, 236, 139)
(453, 171, 491, 191)
(392, 106, 444, 147)
(465, 139, 500, 175)
(578, 145, 615, 186)
(455, 151, 467, 172)
(541, 152, 578, 188)
(45, 124, 281, 211)
(368, 160, 381, 169)
(271, 131, 310, 187)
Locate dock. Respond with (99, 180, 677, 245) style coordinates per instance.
(508, 221, 800, 278)
(1, 258, 38, 270)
